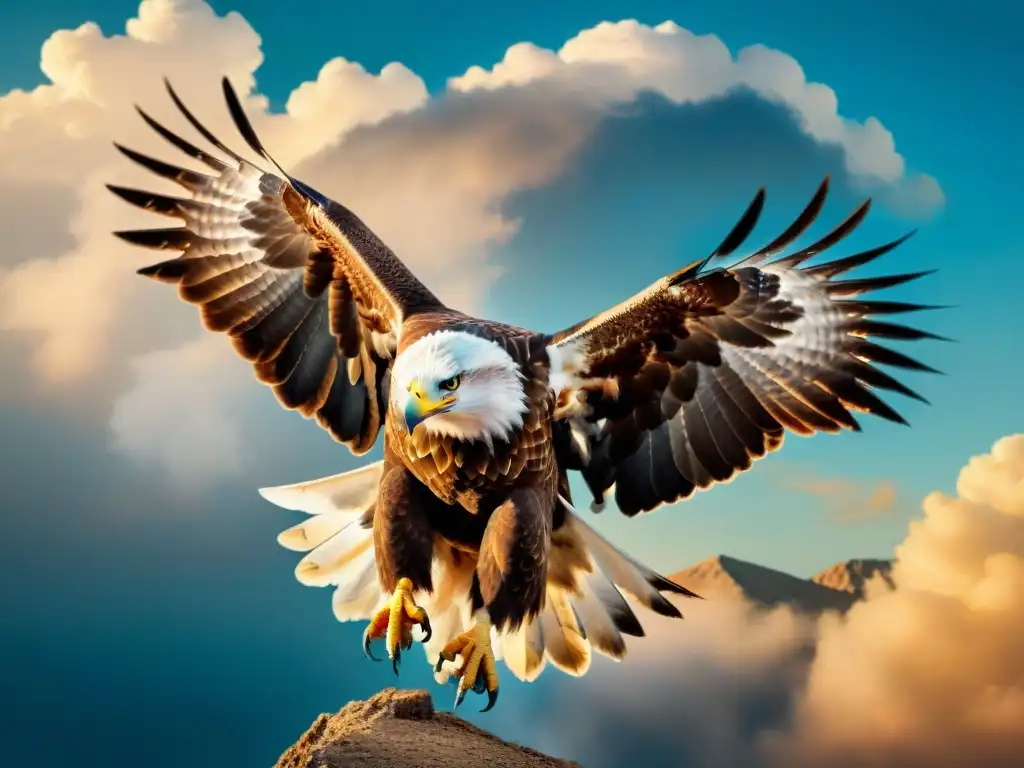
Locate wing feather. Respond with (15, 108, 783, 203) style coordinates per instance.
(109, 78, 445, 454)
(548, 178, 943, 516)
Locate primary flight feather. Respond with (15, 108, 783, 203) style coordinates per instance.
(109, 77, 942, 712)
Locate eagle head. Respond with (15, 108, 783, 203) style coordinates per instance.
(391, 330, 529, 447)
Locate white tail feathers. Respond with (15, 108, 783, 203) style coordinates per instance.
(258, 464, 690, 684)
(501, 617, 547, 682)
(331, 557, 383, 621)
(497, 498, 690, 681)
(293, 521, 374, 587)
(572, 567, 628, 659)
(422, 545, 476, 671)
(570, 507, 686, 619)
(539, 585, 592, 676)
(277, 510, 355, 553)
(260, 462, 387, 618)
(258, 462, 382, 517)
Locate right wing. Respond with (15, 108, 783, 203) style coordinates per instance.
(108, 78, 444, 454)
(547, 178, 944, 516)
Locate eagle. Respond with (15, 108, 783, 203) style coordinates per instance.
(108, 78, 941, 713)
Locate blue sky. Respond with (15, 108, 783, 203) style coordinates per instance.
(1, 1, 1021, 766)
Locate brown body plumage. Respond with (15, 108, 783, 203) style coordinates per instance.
(108, 77, 944, 707)
(376, 315, 561, 630)
(390, 316, 555, 512)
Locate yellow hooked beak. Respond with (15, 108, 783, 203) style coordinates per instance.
(404, 380, 456, 433)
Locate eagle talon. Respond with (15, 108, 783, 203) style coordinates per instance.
(481, 688, 499, 714)
(362, 577, 431, 673)
(438, 616, 500, 714)
(362, 626, 381, 662)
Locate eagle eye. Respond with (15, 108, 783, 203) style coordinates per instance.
(438, 373, 462, 392)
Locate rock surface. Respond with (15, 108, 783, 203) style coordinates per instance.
(275, 688, 580, 768)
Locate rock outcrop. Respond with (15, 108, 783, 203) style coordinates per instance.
(276, 688, 580, 768)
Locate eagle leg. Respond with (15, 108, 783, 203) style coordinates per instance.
(435, 614, 499, 713)
(362, 577, 432, 674)
(367, 457, 437, 673)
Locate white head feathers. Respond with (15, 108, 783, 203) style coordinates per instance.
(390, 330, 529, 447)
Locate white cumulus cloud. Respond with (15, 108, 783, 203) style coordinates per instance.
(108, 335, 254, 486)
(450, 19, 936, 191)
(0, 1, 944, 484)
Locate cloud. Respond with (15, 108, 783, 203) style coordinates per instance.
(0, 0, 430, 391)
(518, 600, 816, 768)
(771, 434, 1024, 766)
(0, 2, 942, 485)
(881, 171, 946, 220)
(488, 86, 890, 339)
(527, 436, 1024, 767)
(450, 20, 937, 197)
(785, 472, 900, 524)
(291, 83, 596, 311)
(108, 336, 254, 486)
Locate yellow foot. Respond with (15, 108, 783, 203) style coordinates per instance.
(434, 617, 499, 713)
(363, 577, 431, 675)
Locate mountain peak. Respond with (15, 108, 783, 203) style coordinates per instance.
(672, 555, 858, 614)
(812, 558, 895, 598)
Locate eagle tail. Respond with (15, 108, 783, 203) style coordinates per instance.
(500, 500, 696, 682)
(258, 468, 697, 684)
(259, 462, 480, 660)
(258, 462, 386, 619)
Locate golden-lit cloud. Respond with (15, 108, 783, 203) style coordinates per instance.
(783, 472, 900, 524)
(535, 436, 1024, 768)
(771, 434, 1024, 766)
(0, 0, 943, 482)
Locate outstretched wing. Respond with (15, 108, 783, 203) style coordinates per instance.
(547, 177, 944, 516)
(109, 78, 444, 454)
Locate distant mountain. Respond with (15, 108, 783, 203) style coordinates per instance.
(811, 558, 895, 599)
(671, 555, 895, 614)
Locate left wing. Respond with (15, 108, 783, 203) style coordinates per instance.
(547, 177, 945, 516)
(109, 78, 445, 454)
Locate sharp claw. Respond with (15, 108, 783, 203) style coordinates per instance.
(420, 616, 432, 644)
(454, 688, 466, 710)
(480, 688, 499, 713)
(434, 655, 445, 673)
(363, 628, 380, 662)
(392, 646, 401, 676)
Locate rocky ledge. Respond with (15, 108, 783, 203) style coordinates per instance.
(275, 687, 581, 768)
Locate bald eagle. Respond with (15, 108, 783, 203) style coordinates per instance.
(108, 78, 941, 712)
